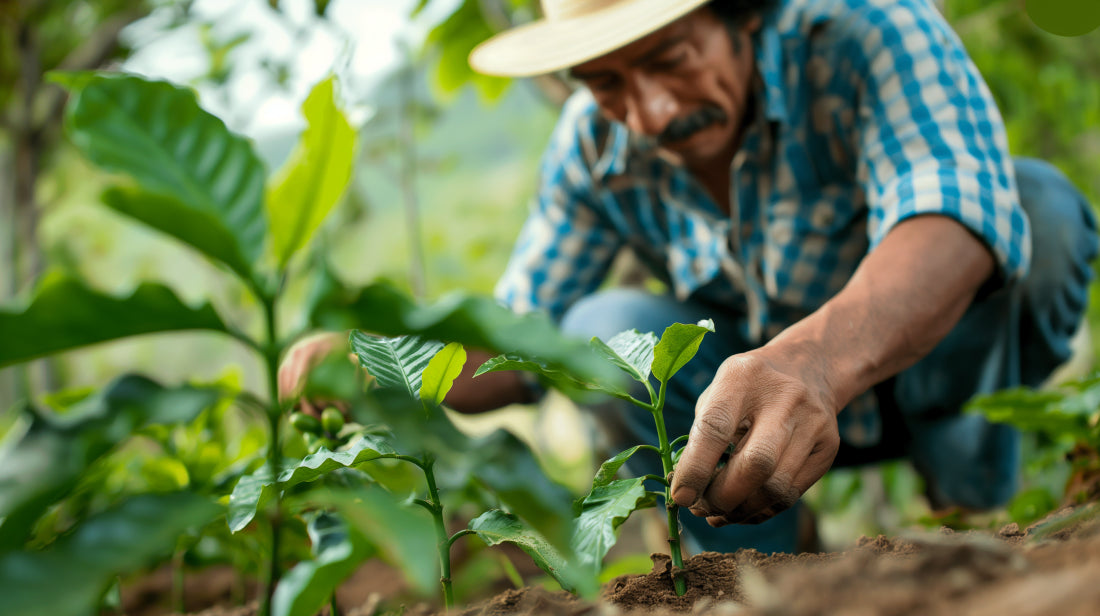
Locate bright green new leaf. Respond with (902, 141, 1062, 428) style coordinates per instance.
(57, 72, 267, 272)
(314, 282, 619, 389)
(101, 186, 254, 282)
(651, 320, 715, 384)
(0, 492, 220, 616)
(468, 510, 596, 597)
(570, 477, 655, 576)
(591, 329, 659, 384)
(591, 446, 645, 490)
(0, 274, 228, 368)
(0, 375, 221, 551)
(349, 333, 443, 400)
(228, 434, 396, 532)
(273, 512, 373, 616)
(420, 342, 466, 408)
(306, 487, 437, 595)
(266, 76, 356, 268)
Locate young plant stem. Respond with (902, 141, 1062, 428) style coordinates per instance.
(329, 592, 340, 616)
(171, 546, 185, 614)
(651, 381, 687, 596)
(420, 457, 459, 609)
(259, 295, 284, 616)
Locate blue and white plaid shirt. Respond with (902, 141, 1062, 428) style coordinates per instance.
(495, 0, 1031, 445)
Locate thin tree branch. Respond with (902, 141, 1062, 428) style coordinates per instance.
(39, 10, 146, 133)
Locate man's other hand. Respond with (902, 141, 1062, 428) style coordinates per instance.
(277, 331, 352, 414)
(669, 349, 840, 525)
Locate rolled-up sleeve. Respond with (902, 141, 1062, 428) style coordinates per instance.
(494, 96, 623, 321)
(849, 0, 1030, 284)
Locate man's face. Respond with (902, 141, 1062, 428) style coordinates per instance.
(569, 8, 759, 170)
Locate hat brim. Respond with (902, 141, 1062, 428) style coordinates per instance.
(468, 0, 712, 77)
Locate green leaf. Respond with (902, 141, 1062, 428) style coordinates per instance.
(0, 376, 221, 550)
(651, 320, 714, 384)
(60, 72, 267, 272)
(570, 477, 655, 577)
(349, 333, 443, 400)
(316, 282, 619, 388)
(591, 329, 658, 384)
(0, 274, 228, 368)
(101, 186, 254, 282)
(474, 354, 631, 400)
(470, 430, 577, 551)
(357, 389, 472, 462)
(267, 76, 356, 268)
(304, 487, 437, 595)
(966, 387, 1089, 439)
(419, 342, 466, 408)
(426, 0, 511, 101)
(591, 446, 645, 489)
(468, 509, 596, 597)
(0, 493, 221, 616)
(273, 512, 372, 616)
(228, 434, 396, 532)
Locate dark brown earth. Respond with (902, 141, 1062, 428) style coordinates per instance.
(129, 505, 1100, 616)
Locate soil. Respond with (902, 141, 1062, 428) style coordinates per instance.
(129, 505, 1100, 616)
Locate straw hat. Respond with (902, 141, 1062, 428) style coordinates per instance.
(468, 0, 712, 77)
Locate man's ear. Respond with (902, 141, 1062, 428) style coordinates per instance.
(742, 14, 763, 34)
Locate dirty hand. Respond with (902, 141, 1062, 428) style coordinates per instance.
(277, 331, 351, 414)
(670, 348, 841, 525)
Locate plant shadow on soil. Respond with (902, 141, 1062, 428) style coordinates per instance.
(126, 504, 1100, 616)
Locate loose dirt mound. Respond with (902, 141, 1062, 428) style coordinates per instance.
(453, 506, 1100, 616)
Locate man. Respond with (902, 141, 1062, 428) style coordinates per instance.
(464, 0, 1097, 552)
(283, 0, 1096, 554)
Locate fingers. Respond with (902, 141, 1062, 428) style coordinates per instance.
(671, 353, 842, 526)
(277, 332, 344, 403)
(670, 382, 747, 508)
(703, 423, 837, 526)
(690, 409, 795, 521)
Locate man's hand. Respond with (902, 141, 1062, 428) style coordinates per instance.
(277, 331, 350, 414)
(669, 215, 995, 527)
(670, 347, 840, 526)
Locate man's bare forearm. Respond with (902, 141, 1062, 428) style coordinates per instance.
(764, 214, 995, 412)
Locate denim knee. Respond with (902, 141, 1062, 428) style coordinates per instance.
(1013, 157, 1098, 382)
(561, 288, 682, 342)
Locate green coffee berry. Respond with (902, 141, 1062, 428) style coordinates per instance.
(290, 412, 323, 435)
(321, 406, 345, 435)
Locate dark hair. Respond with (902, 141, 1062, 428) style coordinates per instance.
(704, 0, 779, 51)
(705, 0, 781, 26)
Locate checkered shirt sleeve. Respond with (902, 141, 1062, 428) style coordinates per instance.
(494, 96, 624, 321)
(846, 0, 1031, 279)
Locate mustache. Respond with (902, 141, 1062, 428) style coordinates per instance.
(658, 106, 728, 145)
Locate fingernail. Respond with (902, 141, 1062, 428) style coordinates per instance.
(672, 487, 696, 506)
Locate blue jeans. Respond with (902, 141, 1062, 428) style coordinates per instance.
(559, 158, 1098, 554)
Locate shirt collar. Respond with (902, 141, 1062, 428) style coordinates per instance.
(754, 10, 789, 124)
